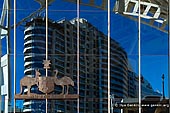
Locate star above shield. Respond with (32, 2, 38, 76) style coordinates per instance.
(43, 60, 51, 69)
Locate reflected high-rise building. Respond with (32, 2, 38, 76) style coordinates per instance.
(128, 70, 162, 98)
(23, 17, 128, 113)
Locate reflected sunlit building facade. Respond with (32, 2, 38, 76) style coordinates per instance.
(0, 0, 168, 113)
(128, 70, 162, 98)
(23, 17, 128, 113)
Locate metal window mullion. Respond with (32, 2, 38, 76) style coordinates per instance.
(45, 0, 48, 113)
(108, 0, 110, 113)
(77, 0, 80, 112)
(138, 1, 142, 113)
(6, 0, 11, 109)
(13, 0, 16, 112)
(168, 0, 170, 113)
(46, 0, 48, 61)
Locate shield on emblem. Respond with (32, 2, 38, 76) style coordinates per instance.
(38, 77, 54, 94)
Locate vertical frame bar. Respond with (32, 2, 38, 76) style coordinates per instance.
(6, 1, 11, 112)
(45, 0, 48, 113)
(108, 0, 110, 113)
(168, 0, 170, 112)
(13, 0, 16, 112)
(138, 1, 141, 113)
(77, 0, 80, 112)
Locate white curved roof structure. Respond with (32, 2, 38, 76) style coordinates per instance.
(114, 0, 168, 33)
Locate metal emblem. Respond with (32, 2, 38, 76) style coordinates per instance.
(43, 60, 51, 69)
(18, 69, 74, 95)
(15, 60, 79, 100)
(19, 69, 40, 95)
(38, 77, 54, 94)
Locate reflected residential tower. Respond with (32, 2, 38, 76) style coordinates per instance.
(23, 17, 128, 113)
(0, 0, 11, 113)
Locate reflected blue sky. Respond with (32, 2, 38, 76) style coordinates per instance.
(0, 0, 168, 97)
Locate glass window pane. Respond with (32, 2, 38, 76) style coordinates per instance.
(141, 1, 168, 112)
(111, 0, 139, 112)
(80, 1, 109, 112)
(0, 0, 169, 113)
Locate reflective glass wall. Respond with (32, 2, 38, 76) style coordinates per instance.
(0, 0, 169, 113)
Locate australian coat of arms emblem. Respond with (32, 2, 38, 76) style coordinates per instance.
(15, 60, 78, 100)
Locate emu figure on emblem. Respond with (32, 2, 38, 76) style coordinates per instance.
(54, 69, 74, 95)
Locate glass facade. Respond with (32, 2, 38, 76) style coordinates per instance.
(0, 0, 169, 113)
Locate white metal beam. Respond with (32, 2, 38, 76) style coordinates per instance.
(124, 0, 162, 22)
(0, 0, 11, 113)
